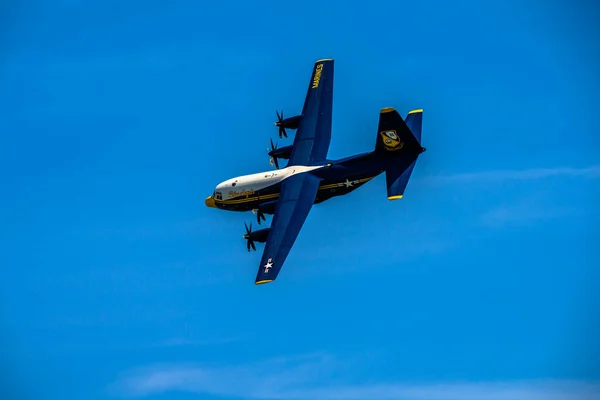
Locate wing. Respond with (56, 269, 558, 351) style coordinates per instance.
(288, 59, 334, 166)
(254, 172, 321, 284)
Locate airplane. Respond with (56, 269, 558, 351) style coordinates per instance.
(205, 58, 426, 285)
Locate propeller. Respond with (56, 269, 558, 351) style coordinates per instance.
(252, 208, 267, 225)
(243, 222, 257, 251)
(274, 110, 288, 139)
(268, 138, 280, 169)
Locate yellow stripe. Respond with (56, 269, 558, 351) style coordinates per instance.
(216, 193, 279, 205)
(408, 109, 423, 114)
(318, 176, 375, 191)
(217, 198, 258, 204)
(319, 183, 339, 190)
(381, 107, 395, 113)
(255, 280, 273, 285)
(388, 195, 403, 200)
(216, 177, 377, 205)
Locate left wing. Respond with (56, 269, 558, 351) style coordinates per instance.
(255, 172, 321, 285)
(288, 59, 334, 166)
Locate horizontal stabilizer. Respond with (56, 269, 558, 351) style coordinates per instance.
(405, 109, 423, 143)
(386, 158, 417, 200)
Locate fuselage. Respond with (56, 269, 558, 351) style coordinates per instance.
(205, 152, 385, 211)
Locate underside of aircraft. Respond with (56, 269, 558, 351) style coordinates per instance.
(205, 59, 426, 284)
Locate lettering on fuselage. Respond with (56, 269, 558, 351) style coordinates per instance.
(228, 189, 255, 198)
(312, 64, 323, 89)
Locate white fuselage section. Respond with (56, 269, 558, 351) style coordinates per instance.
(212, 165, 323, 201)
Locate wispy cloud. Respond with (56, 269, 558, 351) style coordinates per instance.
(110, 354, 600, 400)
(148, 337, 239, 348)
(425, 165, 600, 184)
(479, 192, 577, 227)
(480, 203, 574, 228)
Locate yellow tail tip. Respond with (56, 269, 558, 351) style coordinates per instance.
(381, 107, 396, 113)
(408, 109, 423, 114)
(388, 195, 403, 200)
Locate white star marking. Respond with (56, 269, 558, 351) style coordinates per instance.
(343, 179, 354, 188)
(264, 258, 273, 273)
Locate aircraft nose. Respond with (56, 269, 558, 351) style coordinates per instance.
(205, 195, 216, 208)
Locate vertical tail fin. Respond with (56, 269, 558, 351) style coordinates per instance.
(375, 107, 422, 155)
(374, 108, 425, 200)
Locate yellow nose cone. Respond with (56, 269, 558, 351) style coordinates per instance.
(205, 195, 216, 208)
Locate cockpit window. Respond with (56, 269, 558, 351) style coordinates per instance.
(231, 182, 236, 187)
(214, 191, 222, 200)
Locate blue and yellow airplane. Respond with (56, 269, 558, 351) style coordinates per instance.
(205, 59, 426, 285)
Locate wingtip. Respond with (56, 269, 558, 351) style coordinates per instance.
(255, 279, 273, 285)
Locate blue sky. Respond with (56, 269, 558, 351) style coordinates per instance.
(1, 1, 599, 399)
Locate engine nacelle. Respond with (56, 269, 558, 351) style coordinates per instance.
(258, 200, 277, 215)
(279, 115, 301, 130)
(248, 227, 270, 243)
(275, 111, 301, 139)
(254, 200, 277, 225)
(268, 145, 293, 160)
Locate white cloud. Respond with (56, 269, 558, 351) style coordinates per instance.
(110, 354, 600, 400)
(425, 165, 600, 184)
(480, 201, 575, 228)
(150, 337, 239, 348)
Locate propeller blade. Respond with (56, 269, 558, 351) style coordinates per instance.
(256, 210, 267, 225)
(279, 126, 287, 139)
(244, 221, 256, 251)
(274, 157, 280, 169)
(275, 110, 287, 138)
